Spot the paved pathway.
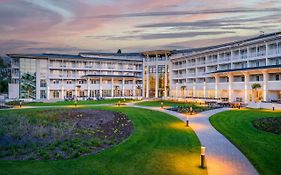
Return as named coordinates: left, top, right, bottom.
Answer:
left=129, top=104, right=259, bottom=175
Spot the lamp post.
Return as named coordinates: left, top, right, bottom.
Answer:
left=189, top=106, right=193, bottom=115
left=74, top=99, right=77, bottom=107
left=186, top=113, right=189, bottom=127
left=200, top=146, right=206, bottom=168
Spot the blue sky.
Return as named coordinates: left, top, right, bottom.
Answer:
left=0, top=0, right=280, bottom=54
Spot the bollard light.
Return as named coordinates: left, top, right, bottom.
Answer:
left=189, top=106, right=193, bottom=115
left=272, top=103, right=275, bottom=111
left=200, top=146, right=206, bottom=168
left=19, top=101, right=22, bottom=108
left=161, top=102, right=164, bottom=109
left=118, top=100, right=121, bottom=107
left=186, top=113, right=189, bottom=127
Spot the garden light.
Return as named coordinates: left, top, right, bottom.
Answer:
left=161, top=102, right=163, bottom=109
left=272, top=103, right=275, bottom=111
left=200, top=146, right=206, bottom=168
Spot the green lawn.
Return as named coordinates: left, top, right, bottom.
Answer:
left=210, top=109, right=281, bottom=175
left=135, top=100, right=190, bottom=107
left=0, top=107, right=206, bottom=175
left=24, top=99, right=135, bottom=106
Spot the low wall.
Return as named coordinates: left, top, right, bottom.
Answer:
left=247, top=102, right=281, bottom=110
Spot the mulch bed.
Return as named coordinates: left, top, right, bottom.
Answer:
left=252, top=117, right=281, bottom=135
left=0, top=109, right=133, bottom=160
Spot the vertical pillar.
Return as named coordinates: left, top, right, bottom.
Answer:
left=61, top=86, right=64, bottom=100
left=244, top=72, right=249, bottom=103
left=133, top=78, right=136, bottom=97
left=111, top=78, right=114, bottom=97
left=87, top=78, right=90, bottom=97
left=203, top=81, right=207, bottom=99
left=99, top=77, right=102, bottom=97
left=228, top=74, right=233, bottom=102
left=176, top=83, right=179, bottom=98
left=192, top=81, right=196, bottom=98
left=164, top=65, right=168, bottom=98
left=122, top=78, right=125, bottom=97
left=75, top=86, right=78, bottom=99
left=47, top=86, right=50, bottom=100
left=215, top=74, right=219, bottom=99
left=155, top=61, right=158, bottom=98
left=263, top=70, right=268, bottom=101
left=146, top=66, right=149, bottom=98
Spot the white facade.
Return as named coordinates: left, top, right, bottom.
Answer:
left=171, top=32, right=281, bottom=103
left=8, top=32, right=281, bottom=103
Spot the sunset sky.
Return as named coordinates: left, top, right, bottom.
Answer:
left=0, top=0, right=281, bottom=55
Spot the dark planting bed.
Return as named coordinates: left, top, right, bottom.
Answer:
left=252, top=117, right=281, bottom=135
left=0, top=109, right=133, bottom=160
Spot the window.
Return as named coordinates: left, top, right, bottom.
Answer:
left=40, top=90, right=46, bottom=99
left=241, top=76, right=245, bottom=82
left=256, top=76, right=260, bottom=81
left=276, top=74, right=280, bottom=81
left=53, top=91, right=59, bottom=98
left=53, top=80, right=60, bottom=84
left=40, top=80, right=46, bottom=87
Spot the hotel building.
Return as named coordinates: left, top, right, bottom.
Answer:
left=8, top=32, right=281, bottom=103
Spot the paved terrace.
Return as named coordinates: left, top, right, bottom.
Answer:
left=129, top=104, right=259, bottom=175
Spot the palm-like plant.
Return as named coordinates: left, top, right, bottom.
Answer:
left=251, top=83, right=262, bottom=102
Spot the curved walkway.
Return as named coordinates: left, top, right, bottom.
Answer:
left=130, top=105, right=258, bottom=175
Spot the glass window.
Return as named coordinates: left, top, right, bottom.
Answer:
left=40, top=80, right=46, bottom=87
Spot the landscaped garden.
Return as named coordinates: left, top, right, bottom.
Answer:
left=5, top=98, right=137, bottom=107
left=136, top=100, right=216, bottom=114
left=210, top=109, right=281, bottom=175
left=0, top=107, right=207, bottom=175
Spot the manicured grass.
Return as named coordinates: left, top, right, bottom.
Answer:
left=135, top=100, right=190, bottom=107
left=24, top=99, right=135, bottom=106
left=210, top=109, right=281, bottom=175
left=0, top=107, right=206, bottom=175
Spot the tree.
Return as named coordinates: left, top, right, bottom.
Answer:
left=117, top=49, right=122, bottom=54
left=251, top=83, right=262, bottom=102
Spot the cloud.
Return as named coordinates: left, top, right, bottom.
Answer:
left=95, top=7, right=281, bottom=18
left=87, top=31, right=236, bottom=40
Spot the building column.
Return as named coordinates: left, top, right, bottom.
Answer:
left=244, top=72, right=249, bottom=103
left=111, top=78, right=114, bottom=97
left=75, top=86, right=78, bottom=99
left=61, top=86, right=64, bottom=100
left=203, top=81, right=207, bottom=98
left=263, top=70, right=268, bottom=101
left=164, top=65, right=168, bottom=98
left=122, top=78, right=125, bottom=97
left=155, top=63, right=158, bottom=98
left=146, top=66, right=149, bottom=98
left=87, top=78, right=90, bottom=97
left=176, top=83, right=179, bottom=98
left=228, top=73, right=233, bottom=102
left=192, top=81, right=196, bottom=98
left=133, top=78, right=136, bottom=97
left=47, top=86, right=50, bottom=100
left=99, top=77, right=102, bottom=97
left=215, top=74, right=219, bottom=98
